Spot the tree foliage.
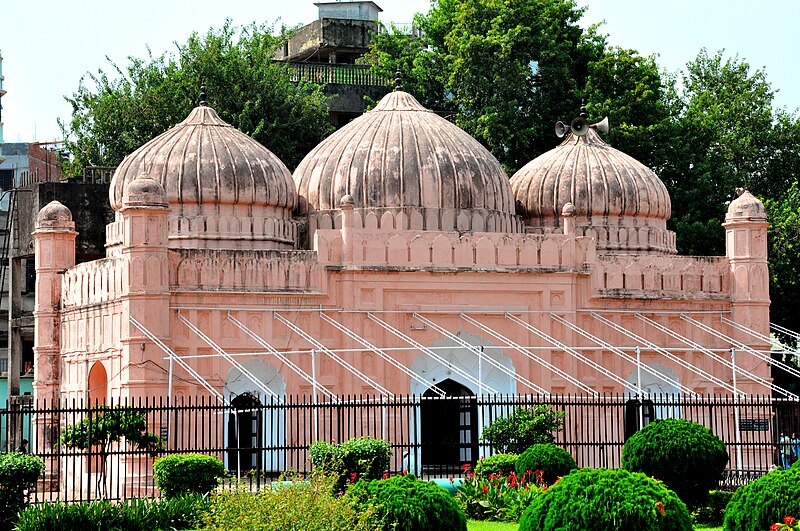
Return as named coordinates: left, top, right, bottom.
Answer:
left=365, top=0, right=601, bottom=173
left=480, top=405, right=565, bottom=454
left=60, top=405, right=164, bottom=498
left=60, top=20, right=332, bottom=174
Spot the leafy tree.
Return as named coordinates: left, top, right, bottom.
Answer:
left=480, top=405, right=565, bottom=454
left=765, top=183, right=800, bottom=364
left=60, top=405, right=164, bottom=498
left=60, top=20, right=332, bottom=174
left=365, top=0, right=601, bottom=173
left=662, top=50, right=800, bottom=256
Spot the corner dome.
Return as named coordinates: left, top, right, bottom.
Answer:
left=511, top=128, right=675, bottom=254
left=122, top=173, right=168, bottom=207
left=294, top=90, right=518, bottom=233
left=109, top=105, right=298, bottom=249
left=726, top=190, right=767, bottom=222
left=37, top=201, right=73, bottom=226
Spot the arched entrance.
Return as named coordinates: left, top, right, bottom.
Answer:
left=87, top=361, right=108, bottom=406
left=227, top=393, right=263, bottom=475
left=421, top=379, right=477, bottom=474
left=225, top=360, right=286, bottom=477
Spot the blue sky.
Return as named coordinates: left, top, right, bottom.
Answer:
left=0, top=0, right=796, bottom=143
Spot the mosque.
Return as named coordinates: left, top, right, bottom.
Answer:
left=32, top=87, right=777, bottom=474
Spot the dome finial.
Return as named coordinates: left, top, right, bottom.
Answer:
left=394, top=69, right=404, bottom=92
left=199, top=84, right=207, bottom=107
left=579, top=101, right=588, bottom=118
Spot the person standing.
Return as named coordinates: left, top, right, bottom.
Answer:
left=15, top=439, right=28, bottom=454
left=780, top=432, right=792, bottom=469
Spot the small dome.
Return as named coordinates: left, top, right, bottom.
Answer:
left=122, top=173, right=168, bottom=207
left=109, top=105, right=298, bottom=249
left=36, top=201, right=73, bottom=227
left=511, top=128, right=675, bottom=253
left=726, top=190, right=767, bottom=222
left=294, top=90, right=518, bottom=233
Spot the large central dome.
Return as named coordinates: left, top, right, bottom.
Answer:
left=294, top=90, right=518, bottom=233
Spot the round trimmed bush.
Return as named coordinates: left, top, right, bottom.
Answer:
left=350, top=474, right=467, bottom=531
left=723, top=468, right=800, bottom=531
left=474, top=453, right=519, bottom=478
left=154, top=453, right=226, bottom=499
left=310, top=436, right=391, bottom=490
left=519, top=467, right=692, bottom=531
left=515, top=443, right=577, bottom=485
left=622, top=418, right=728, bottom=508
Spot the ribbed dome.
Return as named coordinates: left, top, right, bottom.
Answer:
left=294, top=90, right=518, bottom=233
left=726, top=190, right=766, bottom=222
left=109, top=105, right=298, bottom=249
left=511, top=128, right=675, bottom=254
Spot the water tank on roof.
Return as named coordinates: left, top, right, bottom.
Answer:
left=315, top=1, right=382, bottom=21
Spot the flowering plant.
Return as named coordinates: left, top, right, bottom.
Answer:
left=455, top=462, right=545, bottom=521
left=770, top=516, right=799, bottom=530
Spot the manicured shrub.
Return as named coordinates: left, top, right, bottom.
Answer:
left=519, top=467, right=692, bottom=531
left=0, top=451, right=44, bottom=528
left=199, top=474, right=379, bottom=531
left=622, top=418, right=728, bottom=508
left=481, top=406, right=565, bottom=454
left=723, top=468, right=800, bottom=531
left=515, top=443, right=577, bottom=485
left=14, top=495, right=209, bottom=531
left=153, top=453, right=226, bottom=499
left=350, top=473, right=467, bottom=531
left=692, top=489, right=734, bottom=525
left=310, top=436, right=390, bottom=490
left=474, top=453, right=519, bottom=478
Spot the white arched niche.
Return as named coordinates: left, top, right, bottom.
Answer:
left=404, top=329, right=516, bottom=473
left=224, top=359, right=286, bottom=476
left=625, top=362, right=682, bottom=420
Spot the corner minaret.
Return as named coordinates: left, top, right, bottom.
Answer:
left=723, top=189, right=770, bottom=338
left=33, top=201, right=77, bottom=404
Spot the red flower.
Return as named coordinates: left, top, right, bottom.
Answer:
left=481, top=486, right=489, bottom=493
left=382, top=472, right=389, bottom=479
left=771, top=524, right=781, bottom=531
left=655, top=501, right=666, bottom=517
left=462, top=463, right=471, bottom=472
left=449, top=476, right=454, bottom=484
left=349, top=472, right=357, bottom=482
left=402, top=470, right=408, bottom=475
left=785, top=517, right=797, bottom=525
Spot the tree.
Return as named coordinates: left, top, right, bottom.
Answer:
left=60, top=20, right=332, bottom=174
left=661, top=50, right=800, bottom=256
left=480, top=405, right=565, bottom=454
left=60, top=405, right=164, bottom=498
left=365, top=0, right=601, bottom=173
left=765, top=183, right=800, bottom=352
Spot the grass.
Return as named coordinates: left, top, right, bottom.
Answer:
left=467, top=520, right=723, bottom=531
left=467, top=521, right=519, bottom=531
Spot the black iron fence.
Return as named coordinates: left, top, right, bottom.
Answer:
left=2, top=394, right=799, bottom=503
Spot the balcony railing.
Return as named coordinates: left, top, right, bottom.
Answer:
left=284, top=62, right=392, bottom=87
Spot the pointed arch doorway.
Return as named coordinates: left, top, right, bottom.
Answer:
left=421, top=379, right=478, bottom=473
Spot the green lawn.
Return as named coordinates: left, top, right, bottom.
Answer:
left=467, top=521, right=518, bottom=531
left=467, top=521, right=723, bottom=531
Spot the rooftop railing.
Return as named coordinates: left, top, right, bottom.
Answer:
left=284, top=62, right=392, bottom=87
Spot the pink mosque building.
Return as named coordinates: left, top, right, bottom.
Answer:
left=32, top=89, right=780, bottom=477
